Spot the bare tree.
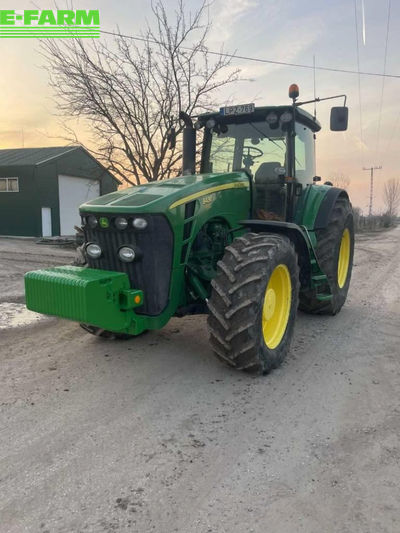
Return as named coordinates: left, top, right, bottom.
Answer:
left=329, top=172, right=350, bottom=190
left=41, top=1, right=239, bottom=185
left=383, top=178, right=400, bottom=217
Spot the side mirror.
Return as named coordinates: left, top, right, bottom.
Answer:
left=330, top=107, right=348, bottom=131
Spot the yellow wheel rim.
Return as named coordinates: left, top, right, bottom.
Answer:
left=262, top=264, right=292, bottom=349
left=337, top=228, right=350, bottom=288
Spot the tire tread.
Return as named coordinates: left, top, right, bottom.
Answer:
left=208, top=232, right=299, bottom=374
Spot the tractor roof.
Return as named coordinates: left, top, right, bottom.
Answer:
left=199, top=105, right=321, bottom=132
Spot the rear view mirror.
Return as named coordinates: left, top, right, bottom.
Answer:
left=330, top=107, right=348, bottom=131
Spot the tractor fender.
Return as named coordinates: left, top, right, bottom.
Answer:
left=239, top=220, right=312, bottom=287
left=314, top=187, right=349, bottom=230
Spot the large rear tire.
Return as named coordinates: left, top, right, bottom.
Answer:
left=207, top=233, right=299, bottom=374
left=299, top=195, right=354, bottom=315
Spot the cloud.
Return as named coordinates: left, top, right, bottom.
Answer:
left=237, top=14, right=324, bottom=81
left=208, top=0, right=259, bottom=45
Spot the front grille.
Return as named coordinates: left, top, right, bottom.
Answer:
left=83, top=214, right=173, bottom=316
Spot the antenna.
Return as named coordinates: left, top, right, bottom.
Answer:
left=313, top=55, right=317, bottom=118
left=313, top=55, right=317, bottom=176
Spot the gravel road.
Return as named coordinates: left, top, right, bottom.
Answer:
left=0, top=227, right=399, bottom=533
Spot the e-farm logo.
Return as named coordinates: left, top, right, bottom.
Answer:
left=0, top=10, right=100, bottom=38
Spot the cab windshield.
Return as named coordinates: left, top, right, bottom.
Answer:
left=202, top=121, right=288, bottom=178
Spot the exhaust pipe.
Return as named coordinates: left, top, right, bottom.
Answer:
left=179, top=111, right=196, bottom=175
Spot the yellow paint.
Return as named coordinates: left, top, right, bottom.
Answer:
left=262, top=264, right=291, bottom=349
left=169, top=181, right=248, bottom=210
left=337, top=227, right=350, bottom=288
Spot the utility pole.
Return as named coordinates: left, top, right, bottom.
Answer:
left=363, top=166, right=382, bottom=216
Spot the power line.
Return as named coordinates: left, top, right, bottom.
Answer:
left=99, top=29, right=400, bottom=79
left=375, top=0, right=392, bottom=160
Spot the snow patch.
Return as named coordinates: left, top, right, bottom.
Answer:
left=0, top=303, right=49, bottom=330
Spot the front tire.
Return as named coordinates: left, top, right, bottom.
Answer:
left=207, top=233, right=299, bottom=374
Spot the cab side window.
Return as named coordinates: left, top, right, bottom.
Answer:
left=208, top=136, right=236, bottom=173
left=295, top=125, right=315, bottom=185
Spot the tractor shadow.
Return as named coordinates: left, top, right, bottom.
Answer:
left=83, top=302, right=369, bottom=394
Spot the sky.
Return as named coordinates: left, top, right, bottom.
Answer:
left=0, top=0, right=399, bottom=213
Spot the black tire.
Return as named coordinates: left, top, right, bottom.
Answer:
left=207, top=233, right=299, bottom=374
left=79, top=323, right=140, bottom=340
left=299, top=196, right=354, bottom=315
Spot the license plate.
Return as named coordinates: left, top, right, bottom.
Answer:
left=220, top=103, right=255, bottom=116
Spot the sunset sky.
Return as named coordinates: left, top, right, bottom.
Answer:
left=0, top=0, right=399, bottom=213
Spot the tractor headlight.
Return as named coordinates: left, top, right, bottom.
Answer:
left=132, top=218, right=148, bottom=230
left=87, top=215, right=98, bottom=229
left=266, top=112, right=278, bottom=124
left=86, top=243, right=102, bottom=259
left=206, top=118, right=216, bottom=129
left=118, top=246, right=136, bottom=262
left=115, top=216, right=128, bottom=230
left=281, top=111, right=293, bottom=123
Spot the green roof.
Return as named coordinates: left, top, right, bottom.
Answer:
left=0, top=146, right=79, bottom=166
left=0, top=146, right=120, bottom=183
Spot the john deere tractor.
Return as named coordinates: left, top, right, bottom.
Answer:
left=25, top=84, right=354, bottom=373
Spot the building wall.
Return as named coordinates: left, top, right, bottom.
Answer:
left=52, top=149, right=118, bottom=236
left=55, top=149, right=117, bottom=196
left=0, top=149, right=118, bottom=237
left=35, top=162, right=61, bottom=236
left=0, top=165, right=42, bottom=236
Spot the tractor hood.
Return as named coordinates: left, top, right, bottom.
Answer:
left=80, top=171, right=250, bottom=214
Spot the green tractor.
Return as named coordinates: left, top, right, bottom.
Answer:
left=25, top=84, right=354, bottom=373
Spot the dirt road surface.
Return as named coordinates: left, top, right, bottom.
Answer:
left=0, top=228, right=399, bottom=533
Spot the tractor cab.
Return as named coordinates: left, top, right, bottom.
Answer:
left=177, top=84, right=348, bottom=223
left=197, top=105, right=321, bottom=221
